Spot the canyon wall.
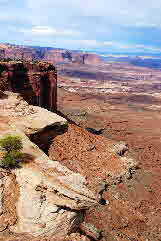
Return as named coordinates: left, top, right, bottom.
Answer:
left=0, top=44, right=102, bottom=65
left=42, top=49, right=102, bottom=65
left=0, top=61, right=57, bottom=111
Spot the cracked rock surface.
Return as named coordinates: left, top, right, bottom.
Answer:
left=0, top=91, right=97, bottom=240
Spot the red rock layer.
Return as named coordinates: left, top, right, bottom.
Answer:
left=0, top=44, right=102, bottom=65
left=0, top=61, right=57, bottom=111
left=49, top=124, right=136, bottom=192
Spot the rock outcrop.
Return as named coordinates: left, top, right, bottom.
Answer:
left=0, top=61, right=57, bottom=111
left=0, top=91, right=97, bottom=240
left=43, top=50, right=102, bottom=65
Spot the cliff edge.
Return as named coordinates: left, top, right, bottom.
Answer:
left=0, top=61, right=57, bottom=111
left=0, top=91, right=97, bottom=241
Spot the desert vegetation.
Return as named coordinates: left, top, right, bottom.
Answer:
left=0, top=134, right=23, bottom=168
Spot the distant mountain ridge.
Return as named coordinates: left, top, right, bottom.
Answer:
left=0, top=43, right=102, bottom=65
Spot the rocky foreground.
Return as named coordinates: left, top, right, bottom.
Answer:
left=0, top=91, right=97, bottom=241
left=0, top=91, right=139, bottom=241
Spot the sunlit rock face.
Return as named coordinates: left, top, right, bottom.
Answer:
left=0, top=61, right=57, bottom=111
left=0, top=91, right=97, bottom=240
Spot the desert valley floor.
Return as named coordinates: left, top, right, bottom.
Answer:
left=57, top=61, right=161, bottom=241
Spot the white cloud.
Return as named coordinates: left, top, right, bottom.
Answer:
left=29, top=26, right=54, bottom=35
left=1, top=0, right=161, bottom=52
left=20, top=26, right=80, bottom=36
left=103, top=41, right=132, bottom=49
left=124, top=23, right=161, bottom=28
left=76, top=40, right=98, bottom=46
left=61, top=39, right=99, bottom=47
left=103, top=41, right=114, bottom=46
left=31, top=26, right=54, bottom=34
left=135, top=44, right=146, bottom=48
left=26, top=0, right=161, bottom=27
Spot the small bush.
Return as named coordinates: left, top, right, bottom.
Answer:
left=0, top=150, right=23, bottom=167
left=0, top=135, right=23, bottom=152
left=0, top=135, right=23, bottom=168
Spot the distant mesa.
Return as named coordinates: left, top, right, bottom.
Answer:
left=0, top=43, right=103, bottom=65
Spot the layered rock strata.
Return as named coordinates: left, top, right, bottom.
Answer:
left=0, top=61, right=57, bottom=111
left=0, top=43, right=102, bottom=65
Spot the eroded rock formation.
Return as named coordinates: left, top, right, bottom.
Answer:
left=0, top=43, right=102, bottom=65
left=0, top=61, right=57, bottom=111
left=0, top=92, right=97, bottom=240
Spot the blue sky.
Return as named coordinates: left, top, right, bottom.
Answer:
left=1, top=0, right=161, bottom=53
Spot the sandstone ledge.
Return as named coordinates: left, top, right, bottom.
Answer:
left=0, top=91, right=97, bottom=239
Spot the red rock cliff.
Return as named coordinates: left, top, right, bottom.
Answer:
left=0, top=61, right=57, bottom=111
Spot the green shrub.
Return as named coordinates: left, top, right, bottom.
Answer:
left=0, top=150, right=23, bottom=167
left=0, top=135, right=23, bottom=168
left=0, top=135, right=23, bottom=152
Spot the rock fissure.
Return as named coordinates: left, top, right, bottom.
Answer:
left=0, top=176, right=5, bottom=216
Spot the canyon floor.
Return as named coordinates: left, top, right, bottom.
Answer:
left=56, top=62, right=161, bottom=241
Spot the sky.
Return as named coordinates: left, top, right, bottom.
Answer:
left=1, top=0, right=161, bottom=53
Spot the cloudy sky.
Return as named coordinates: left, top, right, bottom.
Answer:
left=1, top=0, right=161, bottom=53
